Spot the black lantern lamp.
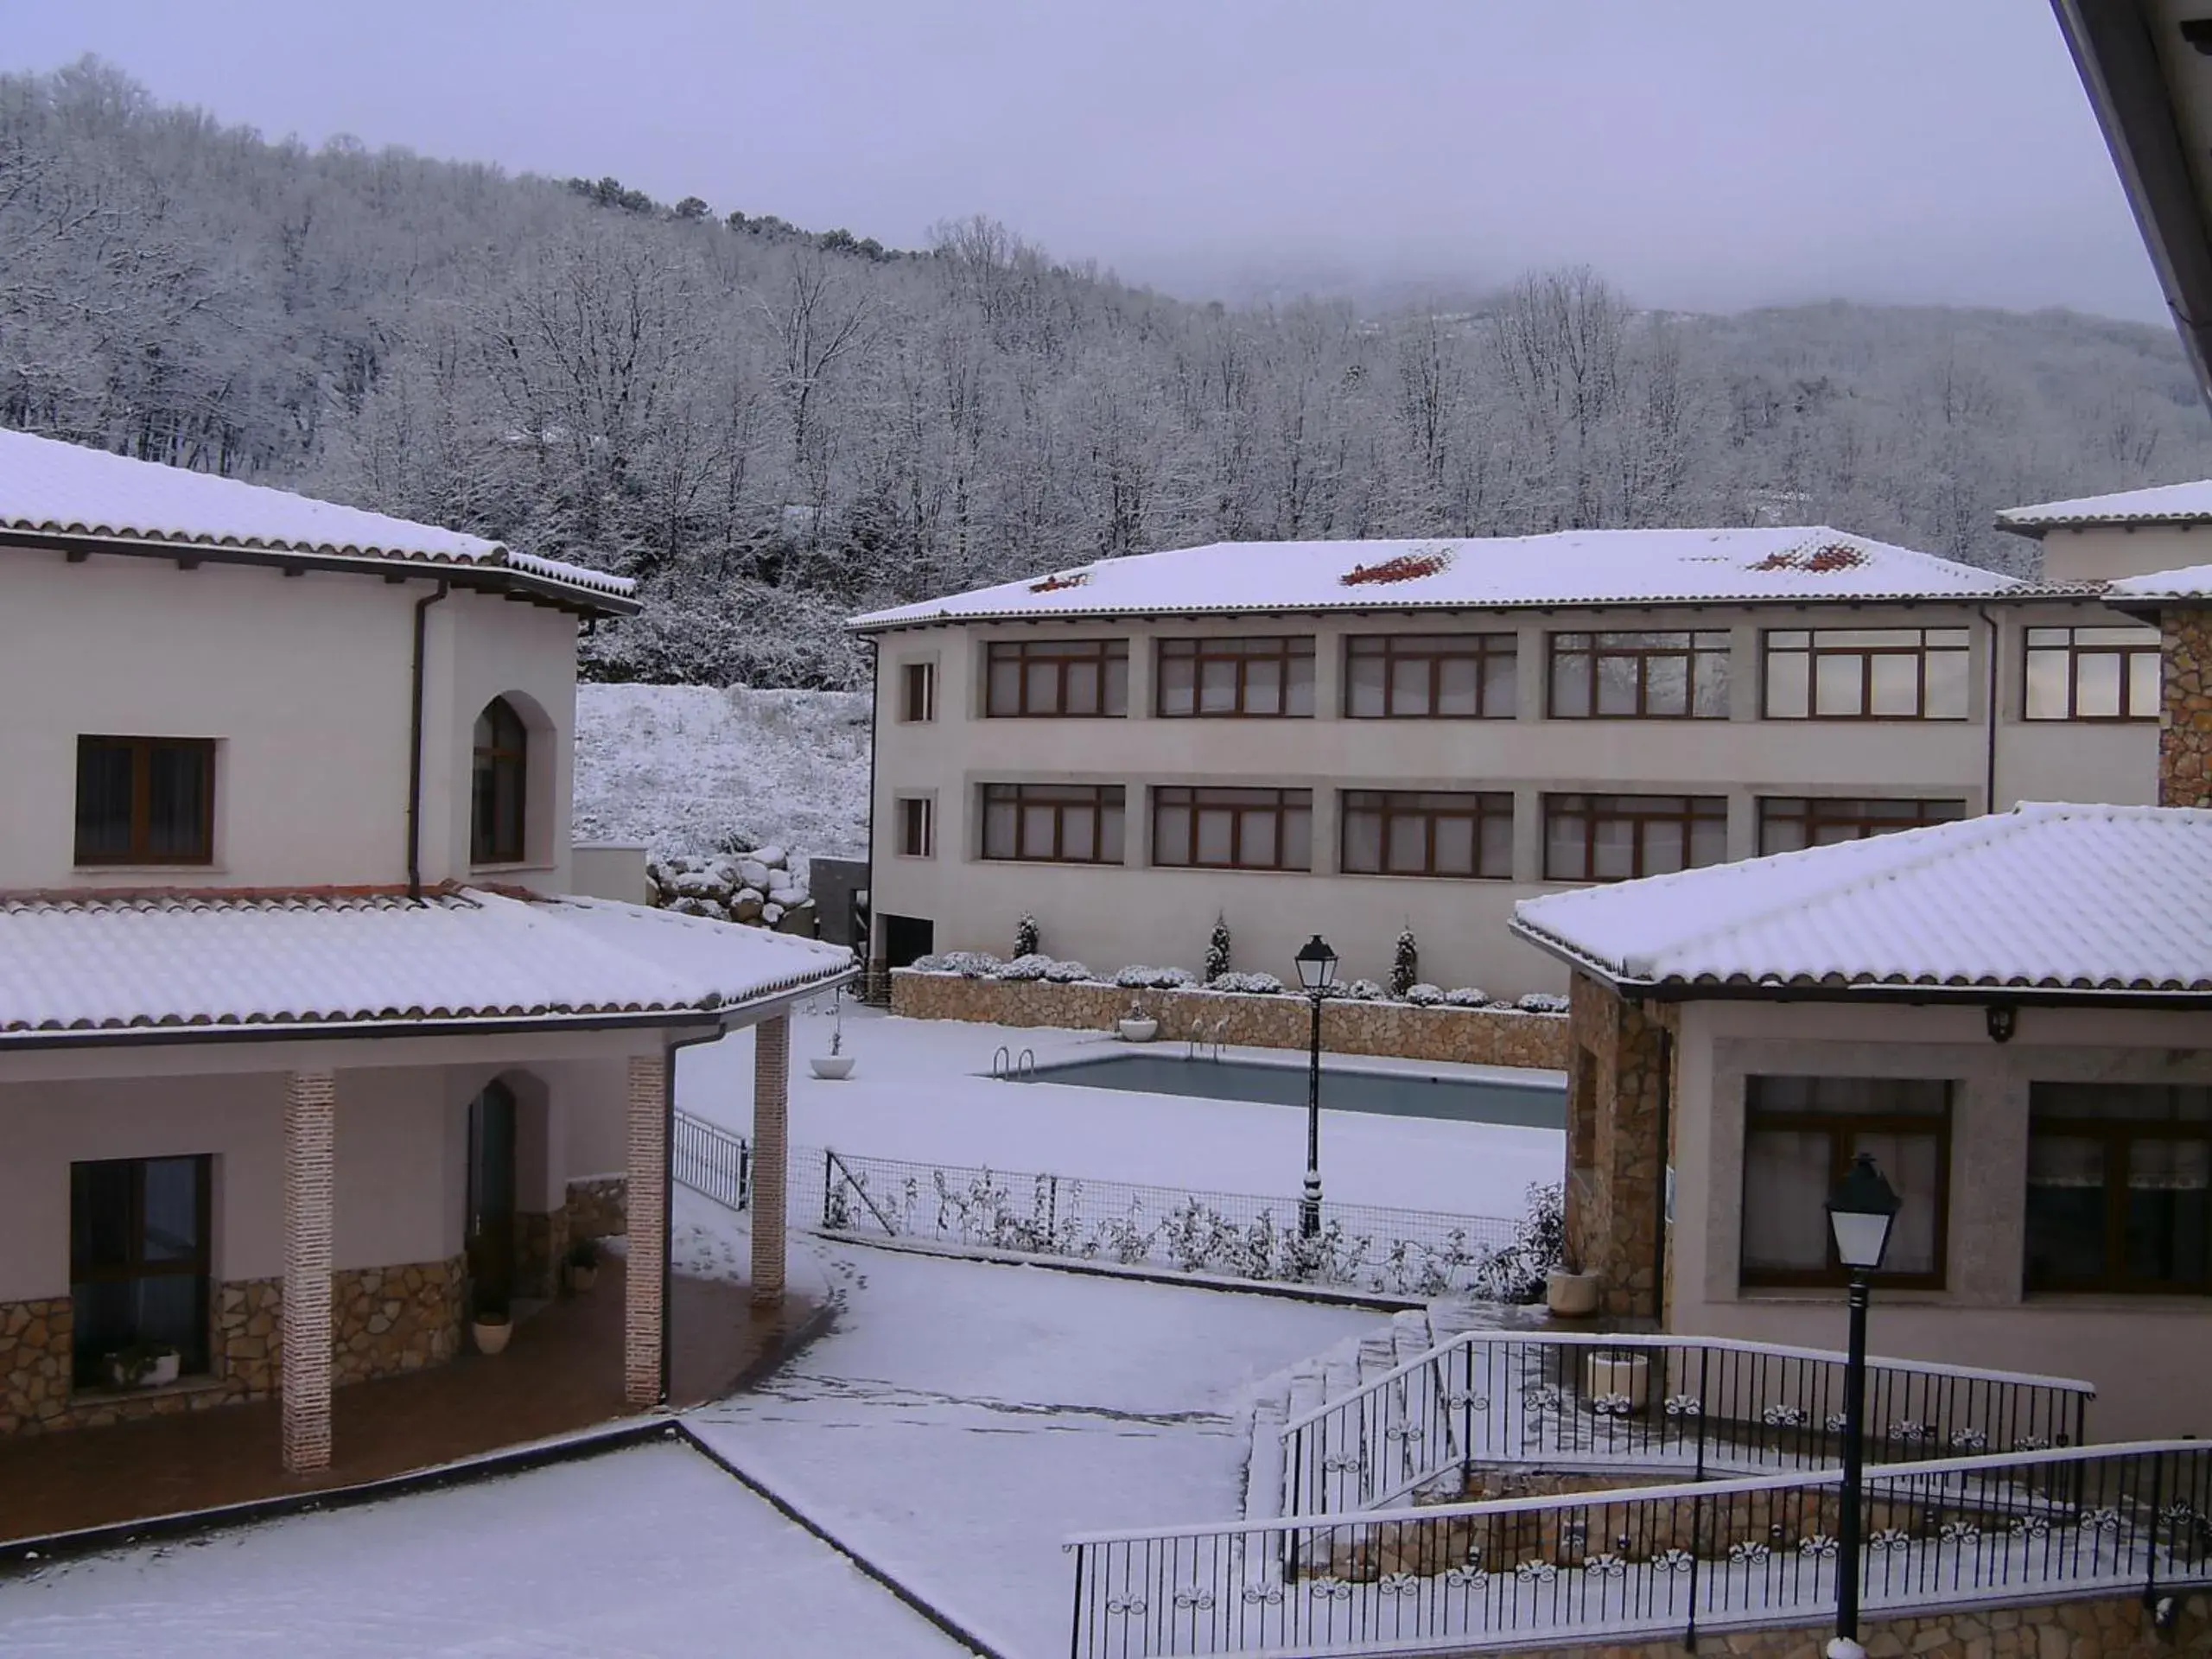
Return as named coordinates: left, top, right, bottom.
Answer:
left=1293, top=935, right=1338, bottom=1236
left=1823, top=1153, right=1900, bottom=1659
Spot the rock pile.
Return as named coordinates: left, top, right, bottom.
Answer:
left=645, top=845, right=817, bottom=936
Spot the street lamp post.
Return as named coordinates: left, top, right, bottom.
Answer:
left=1823, top=1153, right=1901, bottom=1659
left=1292, top=935, right=1339, bottom=1238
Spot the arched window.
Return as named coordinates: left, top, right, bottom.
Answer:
left=471, top=697, right=528, bottom=864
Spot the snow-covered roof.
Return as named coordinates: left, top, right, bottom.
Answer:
left=0, top=888, right=851, bottom=1040
left=2102, top=560, right=2212, bottom=603
left=0, top=429, right=637, bottom=611
left=1996, top=479, right=2212, bottom=533
left=1510, top=803, right=2212, bottom=997
left=849, top=528, right=2028, bottom=632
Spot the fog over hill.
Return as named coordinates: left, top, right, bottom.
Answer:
left=5, top=59, right=2209, bottom=690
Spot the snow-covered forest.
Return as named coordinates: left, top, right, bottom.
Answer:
left=6, top=58, right=2210, bottom=690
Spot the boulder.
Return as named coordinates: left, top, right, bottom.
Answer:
left=738, top=858, right=772, bottom=891
left=753, top=845, right=786, bottom=869
left=731, top=892, right=765, bottom=923
left=762, top=902, right=785, bottom=925
left=773, top=898, right=816, bottom=937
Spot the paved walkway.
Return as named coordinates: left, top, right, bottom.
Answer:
left=0, top=1271, right=818, bottom=1543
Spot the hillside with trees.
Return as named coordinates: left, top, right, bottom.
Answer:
left=5, top=58, right=2209, bottom=689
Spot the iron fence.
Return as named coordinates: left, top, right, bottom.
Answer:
left=674, top=1110, right=751, bottom=1211
left=1069, top=1440, right=2212, bottom=1657
left=1280, top=1331, right=2096, bottom=1518
left=800, top=1145, right=1524, bottom=1299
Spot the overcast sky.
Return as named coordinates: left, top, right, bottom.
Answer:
left=0, top=0, right=2169, bottom=321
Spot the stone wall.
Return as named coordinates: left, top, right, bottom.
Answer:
left=2162, top=607, right=2212, bottom=807
left=1510, top=1591, right=2211, bottom=1657
left=565, top=1174, right=627, bottom=1241
left=888, top=970, right=1570, bottom=1071
left=332, top=1257, right=466, bottom=1385
left=1565, top=973, right=1672, bottom=1321
left=514, top=1209, right=569, bottom=1301
left=0, top=1255, right=466, bottom=1438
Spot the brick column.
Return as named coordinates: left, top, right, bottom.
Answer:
left=750, top=1013, right=791, bottom=1306
left=282, top=1069, right=336, bottom=1474
left=1564, top=976, right=1671, bottom=1322
left=622, top=1052, right=668, bottom=1408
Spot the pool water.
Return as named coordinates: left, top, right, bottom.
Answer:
left=1018, top=1052, right=1565, bottom=1129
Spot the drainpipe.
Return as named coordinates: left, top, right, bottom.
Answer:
left=1977, top=606, right=2000, bottom=814
left=860, top=634, right=880, bottom=995
left=406, top=581, right=451, bottom=899
left=1652, top=1026, right=1672, bottom=1325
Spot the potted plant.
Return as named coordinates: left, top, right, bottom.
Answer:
left=106, top=1341, right=181, bottom=1389
left=471, top=1294, right=512, bottom=1356
left=565, top=1236, right=601, bottom=1294
left=1545, top=1259, right=1601, bottom=1318
left=1585, top=1345, right=1652, bottom=1412
left=810, top=989, right=856, bottom=1079
left=1117, top=996, right=1160, bottom=1044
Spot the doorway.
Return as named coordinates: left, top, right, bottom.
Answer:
left=466, top=1079, right=518, bottom=1312
left=881, top=913, right=934, bottom=969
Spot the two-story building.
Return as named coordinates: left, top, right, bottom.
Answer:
left=0, top=430, right=850, bottom=1474
left=851, top=527, right=2157, bottom=997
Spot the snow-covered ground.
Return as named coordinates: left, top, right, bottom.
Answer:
left=573, top=683, right=868, bottom=863
left=2, top=1438, right=974, bottom=1657
left=680, top=1001, right=1565, bottom=1220
left=687, top=1224, right=1382, bottom=1659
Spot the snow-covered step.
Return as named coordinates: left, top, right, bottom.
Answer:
left=1389, top=1306, right=1436, bottom=1370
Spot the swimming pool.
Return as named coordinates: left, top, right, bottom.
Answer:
left=1017, top=1052, right=1565, bottom=1129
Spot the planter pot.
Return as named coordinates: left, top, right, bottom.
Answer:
left=1585, top=1351, right=1651, bottom=1413
left=1117, top=1017, right=1160, bottom=1043
left=472, top=1317, right=512, bottom=1357
left=1545, top=1268, right=1601, bottom=1319
left=107, top=1351, right=181, bottom=1389
left=566, top=1264, right=599, bottom=1294
left=810, top=1055, right=855, bottom=1080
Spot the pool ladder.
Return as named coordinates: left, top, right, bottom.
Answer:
left=990, top=1045, right=1035, bottom=1082
left=1185, top=1017, right=1230, bottom=1063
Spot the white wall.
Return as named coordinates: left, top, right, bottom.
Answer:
left=2037, top=521, right=2212, bottom=583
left=868, top=604, right=2156, bottom=997
left=0, top=553, right=582, bottom=893
left=1667, top=998, right=2212, bottom=1440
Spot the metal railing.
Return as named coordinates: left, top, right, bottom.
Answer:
left=1280, top=1331, right=2096, bottom=1519
left=673, top=1109, right=751, bottom=1212
left=1068, top=1440, right=2212, bottom=1657
left=807, top=1146, right=1523, bottom=1299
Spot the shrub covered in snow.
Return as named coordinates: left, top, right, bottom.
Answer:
left=1204, top=915, right=1232, bottom=982
left=1389, top=928, right=1420, bottom=1000
left=1442, top=987, right=1491, bottom=1008
left=992, top=954, right=1054, bottom=982
left=1207, top=971, right=1284, bottom=995
left=1043, top=959, right=1096, bottom=983
left=1342, top=977, right=1386, bottom=1001
left=1114, top=964, right=1197, bottom=990
left=1516, top=992, right=1571, bottom=1014
left=1402, top=982, right=1446, bottom=1007
left=1014, top=913, right=1040, bottom=959
left=909, top=950, right=1003, bottom=978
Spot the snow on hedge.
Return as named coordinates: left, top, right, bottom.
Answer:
left=573, top=683, right=868, bottom=865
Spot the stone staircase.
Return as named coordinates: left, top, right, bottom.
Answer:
left=1236, top=1296, right=1520, bottom=1525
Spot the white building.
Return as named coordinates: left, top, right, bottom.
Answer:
left=0, top=431, right=850, bottom=1471
left=851, top=527, right=2155, bottom=997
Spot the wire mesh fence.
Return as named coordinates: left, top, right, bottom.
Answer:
left=794, top=1144, right=1541, bottom=1300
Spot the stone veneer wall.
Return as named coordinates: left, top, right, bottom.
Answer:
left=1508, top=1592, right=2210, bottom=1658
left=888, top=970, right=1570, bottom=1071
left=564, top=1175, right=627, bottom=1241
left=2161, top=608, right=2212, bottom=807
left=0, top=1255, right=465, bottom=1437
left=1565, top=972, right=1672, bottom=1322
left=514, top=1210, right=570, bottom=1301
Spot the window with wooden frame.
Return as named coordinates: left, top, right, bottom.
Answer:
left=2023, top=626, right=2160, bottom=721
left=1150, top=786, right=1313, bottom=871
left=70, top=1154, right=213, bottom=1387
left=980, top=784, right=1125, bottom=863
left=1762, top=627, right=1971, bottom=720
left=1156, top=636, right=1316, bottom=718
left=984, top=639, right=1128, bottom=717
left=73, top=736, right=216, bottom=866
left=1344, top=633, right=1517, bottom=719
left=899, top=660, right=938, bottom=723
left=471, top=697, right=529, bottom=864
left=895, top=796, right=935, bottom=858
left=1740, top=1076, right=1952, bottom=1289
left=1340, top=790, right=1513, bottom=879
left=1756, top=797, right=1967, bottom=856
left=1542, top=793, right=1727, bottom=882
left=1548, top=631, right=1731, bottom=719
left=2024, top=1083, right=2210, bottom=1295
